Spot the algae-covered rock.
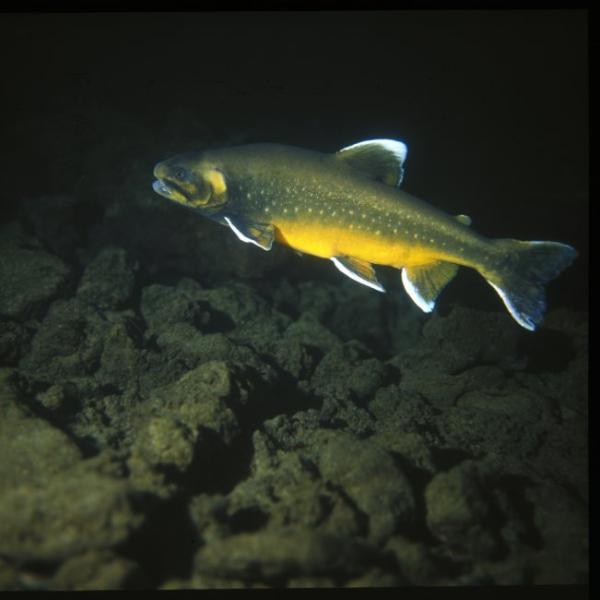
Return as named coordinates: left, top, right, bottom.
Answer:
left=282, top=312, right=342, bottom=354
left=310, top=344, right=387, bottom=402
left=0, top=320, right=31, bottom=366
left=140, top=281, right=218, bottom=334
left=425, top=460, right=500, bottom=560
left=77, top=246, right=138, bottom=310
left=95, top=317, right=141, bottom=392
left=385, top=535, right=438, bottom=585
left=17, top=298, right=105, bottom=382
left=51, top=550, right=143, bottom=590
left=0, top=368, right=83, bottom=494
left=0, top=240, right=72, bottom=320
left=0, top=464, right=144, bottom=562
left=346, top=567, right=405, bottom=587
left=129, top=360, right=240, bottom=495
left=312, top=430, right=416, bottom=545
left=526, top=481, right=588, bottom=584
left=225, top=431, right=364, bottom=541
left=0, top=411, right=83, bottom=494
left=370, top=430, right=437, bottom=474
left=194, top=527, right=381, bottom=580
left=398, top=305, right=522, bottom=375
left=439, top=389, right=553, bottom=465
left=158, top=360, right=237, bottom=439
left=368, top=385, right=439, bottom=436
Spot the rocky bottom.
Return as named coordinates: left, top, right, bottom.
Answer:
left=0, top=195, right=588, bottom=589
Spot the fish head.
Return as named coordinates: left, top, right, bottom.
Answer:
left=153, top=152, right=229, bottom=213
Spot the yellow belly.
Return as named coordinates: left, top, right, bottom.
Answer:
left=273, top=219, right=441, bottom=268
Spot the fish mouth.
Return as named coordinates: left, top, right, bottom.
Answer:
left=152, top=178, right=190, bottom=205
left=152, top=179, right=172, bottom=197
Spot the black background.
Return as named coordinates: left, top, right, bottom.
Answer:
left=1, top=10, right=588, bottom=310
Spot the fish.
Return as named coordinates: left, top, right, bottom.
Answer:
left=152, top=139, right=577, bottom=331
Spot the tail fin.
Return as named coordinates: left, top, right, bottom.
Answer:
left=485, top=239, right=577, bottom=331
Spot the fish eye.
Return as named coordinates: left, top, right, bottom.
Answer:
left=173, top=167, right=187, bottom=181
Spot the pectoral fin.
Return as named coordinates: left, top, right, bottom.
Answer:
left=331, top=255, right=385, bottom=292
left=401, top=261, right=458, bottom=312
left=224, top=216, right=274, bottom=251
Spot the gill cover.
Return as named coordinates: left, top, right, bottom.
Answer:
left=188, top=167, right=228, bottom=208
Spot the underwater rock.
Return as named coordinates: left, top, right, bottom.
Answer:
left=128, top=414, right=197, bottom=496
left=188, top=494, right=231, bottom=546
left=157, top=360, right=237, bottom=439
left=0, top=462, right=144, bottom=562
left=140, top=280, right=216, bottom=334
left=0, top=236, right=72, bottom=320
left=227, top=431, right=363, bottom=539
left=0, top=558, right=19, bottom=590
left=385, top=535, right=438, bottom=585
left=346, top=567, right=405, bottom=587
left=314, top=280, right=391, bottom=350
left=312, top=430, right=416, bottom=545
left=0, top=369, right=82, bottom=494
left=51, top=550, right=144, bottom=590
left=368, top=385, right=439, bottom=436
left=18, top=298, right=104, bottom=382
left=194, top=527, right=381, bottom=580
left=310, top=343, right=387, bottom=403
left=282, top=312, right=342, bottom=354
left=370, top=431, right=437, bottom=474
left=0, top=320, right=31, bottom=366
left=95, top=317, right=141, bottom=393
left=425, top=460, right=500, bottom=561
left=77, top=246, right=138, bottom=310
left=0, top=409, right=83, bottom=496
left=397, top=305, right=522, bottom=376
left=129, top=360, right=239, bottom=495
left=526, top=481, right=588, bottom=584
left=439, top=389, right=553, bottom=466
left=156, top=326, right=231, bottom=369
left=270, top=338, right=317, bottom=380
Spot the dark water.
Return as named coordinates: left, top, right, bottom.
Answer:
left=0, top=11, right=588, bottom=589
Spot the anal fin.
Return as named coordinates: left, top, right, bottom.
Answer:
left=224, top=216, right=274, bottom=251
left=401, top=261, right=458, bottom=312
left=331, top=255, right=385, bottom=292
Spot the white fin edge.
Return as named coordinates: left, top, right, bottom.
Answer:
left=331, top=257, right=385, bottom=292
left=338, top=139, right=408, bottom=166
left=401, top=269, right=435, bottom=313
left=486, top=280, right=536, bottom=331
left=224, top=217, right=270, bottom=251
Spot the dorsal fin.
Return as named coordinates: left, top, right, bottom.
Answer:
left=455, top=214, right=472, bottom=226
left=335, top=139, right=407, bottom=187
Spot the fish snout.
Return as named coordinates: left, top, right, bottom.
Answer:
left=153, top=161, right=168, bottom=179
